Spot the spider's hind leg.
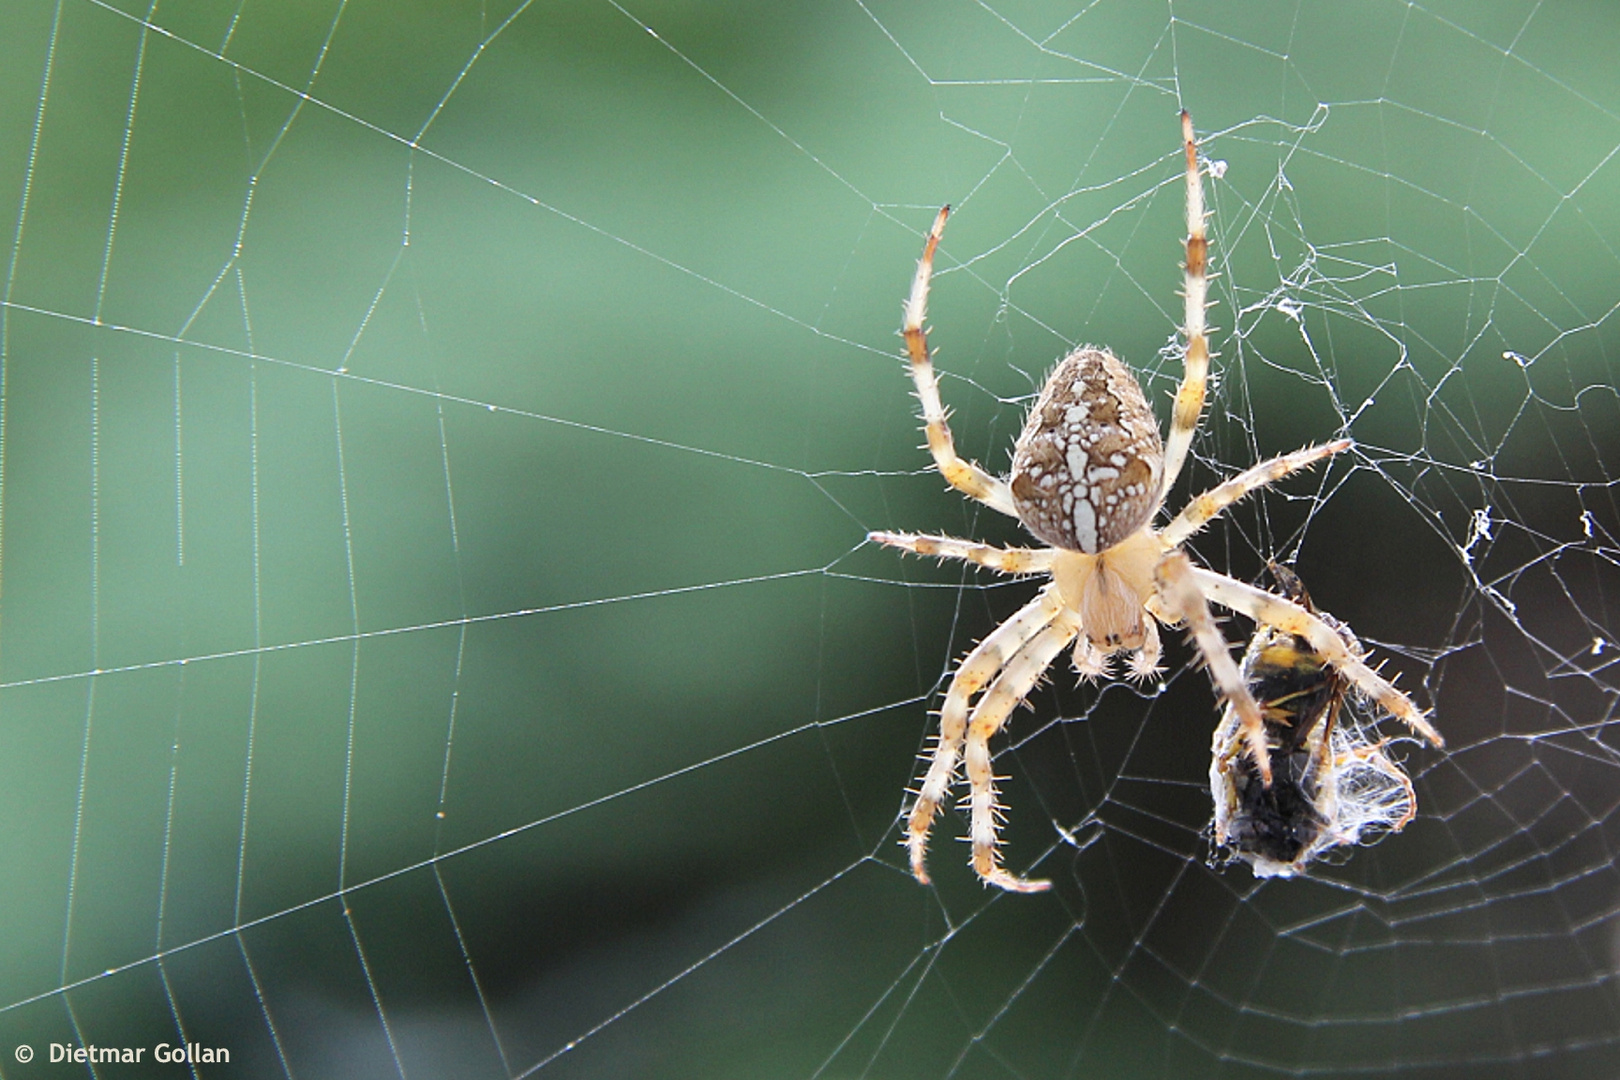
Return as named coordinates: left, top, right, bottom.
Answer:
left=901, top=207, right=1021, bottom=519
left=1161, top=110, right=1211, bottom=498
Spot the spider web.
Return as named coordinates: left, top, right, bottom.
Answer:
left=1, top=0, right=1617, bottom=1077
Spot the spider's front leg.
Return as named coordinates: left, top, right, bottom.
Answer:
left=961, top=608, right=1082, bottom=892
left=1183, top=565, right=1443, bottom=747
left=907, top=585, right=1065, bottom=885
left=1155, top=552, right=1275, bottom=784
left=902, top=207, right=1020, bottom=519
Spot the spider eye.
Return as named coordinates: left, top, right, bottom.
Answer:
left=1009, top=348, right=1164, bottom=553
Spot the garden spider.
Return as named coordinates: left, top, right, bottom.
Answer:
left=871, top=111, right=1443, bottom=893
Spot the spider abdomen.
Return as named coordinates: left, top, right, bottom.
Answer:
left=1009, top=348, right=1164, bottom=553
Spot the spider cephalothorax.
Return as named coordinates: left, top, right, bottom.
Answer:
left=871, top=111, right=1442, bottom=893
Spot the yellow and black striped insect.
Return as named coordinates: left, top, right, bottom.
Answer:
left=1210, top=564, right=1417, bottom=877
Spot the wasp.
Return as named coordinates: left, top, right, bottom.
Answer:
left=1210, top=564, right=1417, bottom=877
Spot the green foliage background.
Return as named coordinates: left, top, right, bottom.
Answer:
left=1, top=1, right=1618, bottom=1077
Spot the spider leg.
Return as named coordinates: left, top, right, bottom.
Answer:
left=903, top=207, right=1020, bottom=518
left=1155, top=551, right=1274, bottom=784
left=963, top=607, right=1083, bottom=892
left=869, top=530, right=1058, bottom=575
left=1160, top=440, right=1352, bottom=547
left=907, top=584, right=1065, bottom=885
left=1184, top=565, right=1444, bottom=747
left=1161, top=111, right=1210, bottom=498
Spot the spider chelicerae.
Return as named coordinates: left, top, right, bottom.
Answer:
left=871, top=111, right=1444, bottom=893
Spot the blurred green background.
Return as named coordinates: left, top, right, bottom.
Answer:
left=2, top=1, right=1618, bottom=1077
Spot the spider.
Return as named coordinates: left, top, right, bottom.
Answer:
left=1209, top=563, right=1418, bottom=878
left=871, top=111, right=1443, bottom=893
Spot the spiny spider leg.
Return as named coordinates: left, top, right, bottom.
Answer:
left=1156, top=551, right=1273, bottom=783
left=1160, top=440, right=1351, bottom=547
left=1161, top=110, right=1210, bottom=497
left=961, top=607, right=1083, bottom=892
left=906, top=585, right=1064, bottom=884
left=869, top=530, right=1059, bottom=575
left=902, top=207, right=1020, bottom=518
left=1186, top=566, right=1444, bottom=747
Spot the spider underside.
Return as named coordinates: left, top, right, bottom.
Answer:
left=872, top=111, right=1443, bottom=893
